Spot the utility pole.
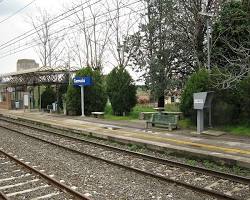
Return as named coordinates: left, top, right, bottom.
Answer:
left=207, top=18, right=211, bottom=72
left=199, top=12, right=214, bottom=72
left=199, top=12, right=214, bottom=128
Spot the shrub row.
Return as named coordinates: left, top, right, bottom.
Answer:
left=180, top=70, right=250, bottom=126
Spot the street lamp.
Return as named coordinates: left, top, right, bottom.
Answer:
left=199, top=12, right=215, bottom=128
left=199, top=12, right=215, bottom=72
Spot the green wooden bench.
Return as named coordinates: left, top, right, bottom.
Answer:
left=145, top=113, right=178, bottom=130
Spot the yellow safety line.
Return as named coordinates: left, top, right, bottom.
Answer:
left=10, top=113, right=250, bottom=156
left=107, top=128, right=250, bottom=155
left=56, top=120, right=250, bottom=155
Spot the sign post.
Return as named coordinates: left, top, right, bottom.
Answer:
left=73, top=76, right=93, bottom=117
left=81, top=86, right=85, bottom=116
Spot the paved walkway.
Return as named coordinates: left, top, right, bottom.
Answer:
left=1, top=109, right=250, bottom=168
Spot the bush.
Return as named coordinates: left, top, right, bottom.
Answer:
left=212, top=97, right=238, bottom=125
left=66, top=67, right=107, bottom=116
left=180, top=69, right=210, bottom=119
left=106, top=66, right=137, bottom=116
left=65, top=84, right=81, bottom=115
left=180, top=69, right=250, bottom=126
left=41, top=86, right=56, bottom=109
left=238, top=77, right=250, bottom=121
left=58, top=74, right=70, bottom=110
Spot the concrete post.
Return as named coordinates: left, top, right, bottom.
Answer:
left=197, top=110, right=204, bottom=134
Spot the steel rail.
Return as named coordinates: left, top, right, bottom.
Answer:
left=0, top=148, right=90, bottom=200
left=0, top=122, right=245, bottom=200
left=0, top=191, right=10, bottom=200
left=1, top=116, right=249, bottom=185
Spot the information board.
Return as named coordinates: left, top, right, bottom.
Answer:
left=73, top=76, right=92, bottom=86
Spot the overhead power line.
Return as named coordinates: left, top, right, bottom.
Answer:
left=0, top=6, right=145, bottom=60
left=0, top=0, right=37, bottom=24
left=0, top=0, right=142, bottom=53
left=0, top=0, right=100, bottom=50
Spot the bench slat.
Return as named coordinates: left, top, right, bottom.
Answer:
left=146, top=113, right=178, bottom=130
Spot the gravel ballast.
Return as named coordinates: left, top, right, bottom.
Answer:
left=1, top=120, right=249, bottom=200
left=0, top=127, right=219, bottom=200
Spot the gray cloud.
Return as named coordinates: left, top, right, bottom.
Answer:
left=0, top=0, right=25, bottom=16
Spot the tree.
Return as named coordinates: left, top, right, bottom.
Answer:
left=238, top=76, right=250, bottom=121
left=65, top=84, right=81, bottom=115
left=180, top=69, right=250, bottom=125
left=211, top=0, right=250, bottom=89
left=128, top=0, right=181, bottom=105
left=180, top=69, right=210, bottom=118
left=127, top=0, right=221, bottom=104
left=106, top=66, right=137, bottom=116
left=67, top=1, right=112, bottom=70
left=105, top=0, right=140, bottom=68
left=57, top=74, right=70, bottom=110
left=41, top=86, right=56, bottom=109
left=29, top=9, right=65, bottom=68
left=66, top=67, right=107, bottom=115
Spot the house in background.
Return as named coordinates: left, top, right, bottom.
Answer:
left=165, top=89, right=181, bottom=104
left=136, top=85, right=181, bottom=105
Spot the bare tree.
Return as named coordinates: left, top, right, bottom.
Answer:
left=212, top=42, right=250, bottom=89
left=67, top=1, right=112, bottom=70
left=172, top=0, right=222, bottom=70
left=104, top=0, right=142, bottom=68
left=29, top=9, right=65, bottom=69
left=209, top=0, right=249, bottom=89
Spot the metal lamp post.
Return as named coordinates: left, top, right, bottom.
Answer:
left=80, top=86, right=85, bottom=117
left=199, top=12, right=215, bottom=128
left=198, top=12, right=214, bottom=72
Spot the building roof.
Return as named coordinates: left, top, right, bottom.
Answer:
left=0, top=66, right=79, bottom=86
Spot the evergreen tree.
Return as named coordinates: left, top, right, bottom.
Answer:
left=106, top=66, right=137, bottom=116
left=180, top=69, right=210, bottom=118
left=211, top=0, right=250, bottom=88
left=66, top=67, right=107, bottom=115
left=41, top=86, right=56, bottom=109
left=127, top=0, right=220, bottom=104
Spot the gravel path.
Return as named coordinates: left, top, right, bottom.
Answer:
left=0, top=127, right=218, bottom=200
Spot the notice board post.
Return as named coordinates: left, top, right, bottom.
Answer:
left=73, top=76, right=93, bottom=117
left=193, top=91, right=214, bottom=134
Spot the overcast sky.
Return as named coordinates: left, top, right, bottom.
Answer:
left=0, top=0, right=73, bottom=74
left=0, top=0, right=144, bottom=83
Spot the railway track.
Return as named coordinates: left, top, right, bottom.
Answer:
left=0, top=116, right=249, bottom=200
left=0, top=147, right=90, bottom=200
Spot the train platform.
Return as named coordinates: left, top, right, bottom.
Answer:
left=0, top=109, right=250, bottom=168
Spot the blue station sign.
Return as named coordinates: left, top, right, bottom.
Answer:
left=73, top=76, right=93, bottom=86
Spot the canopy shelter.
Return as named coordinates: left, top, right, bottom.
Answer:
left=0, top=66, right=78, bottom=86
left=0, top=66, right=79, bottom=110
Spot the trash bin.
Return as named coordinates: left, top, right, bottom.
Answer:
left=15, top=101, right=20, bottom=109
